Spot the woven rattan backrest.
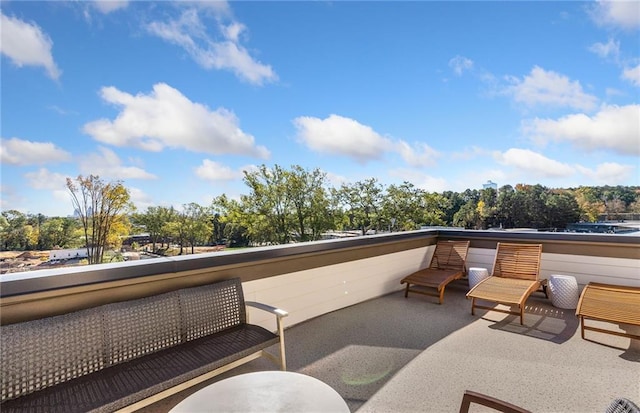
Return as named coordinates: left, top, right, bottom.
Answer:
left=428, top=240, right=471, bottom=272
left=179, top=278, right=246, bottom=342
left=1, top=307, right=105, bottom=402
left=492, top=243, right=542, bottom=280
left=0, top=279, right=248, bottom=402
left=103, top=291, right=182, bottom=366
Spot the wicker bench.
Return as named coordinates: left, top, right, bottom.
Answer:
left=576, top=282, right=640, bottom=343
left=1, top=278, right=288, bottom=413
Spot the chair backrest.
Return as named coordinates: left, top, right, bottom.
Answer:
left=491, top=243, right=542, bottom=281
left=428, top=240, right=470, bottom=272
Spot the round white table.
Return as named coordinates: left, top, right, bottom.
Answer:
left=170, top=371, right=350, bottom=413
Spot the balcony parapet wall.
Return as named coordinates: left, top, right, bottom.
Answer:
left=1, top=229, right=638, bottom=326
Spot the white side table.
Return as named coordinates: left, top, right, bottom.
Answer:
left=548, top=275, right=580, bottom=309
left=468, top=267, right=489, bottom=290
left=170, top=371, right=349, bottom=413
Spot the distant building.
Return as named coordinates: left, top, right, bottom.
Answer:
left=49, top=249, right=89, bottom=261
left=482, top=180, right=498, bottom=190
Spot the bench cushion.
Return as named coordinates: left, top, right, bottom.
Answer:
left=0, top=324, right=279, bottom=413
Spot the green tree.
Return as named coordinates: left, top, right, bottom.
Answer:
left=287, top=165, right=334, bottom=241
left=382, top=182, right=424, bottom=231
left=337, top=178, right=384, bottom=235
left=131, top=206, right=176, bottom=252
left=179, top=203, right=212, bottom=254
left=574, top=187, right=605, bottom=222
left=440, top=191, right=466, bottom=226
left=545, top=190, right=580, bottom=230
left=453, top=200, right=480, bottom=229
left=243, top=165, right=293, bottom=244
left=38, top=217, right=81, bottom=249
left=421, top=192, right=448, bottom=227
left=0, top=210, right=29, bottom=250
left=495, top=185, right=516, bottom=228
left=211, top=195, right=250, bottom=247
left=66, top=175, right=133, bottom=264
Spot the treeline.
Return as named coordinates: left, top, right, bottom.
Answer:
left=1, top=165, right=639, bottom=257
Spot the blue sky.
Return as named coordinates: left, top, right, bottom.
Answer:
left=1, top=1, right=639, bottom=217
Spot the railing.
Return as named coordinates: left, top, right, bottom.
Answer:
left=1, top=229, right=638, bottom=331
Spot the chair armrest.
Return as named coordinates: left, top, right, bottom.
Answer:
left=246, top=301, right=289, bottom=370
left=246, top=301, right=289, bottom=319
left=459, top=390, right=530, bottom=413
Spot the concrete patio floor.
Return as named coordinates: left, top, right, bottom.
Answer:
left=142, top=279, right=639, bottom=413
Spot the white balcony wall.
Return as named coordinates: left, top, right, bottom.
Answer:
left=540, top=253, right=639, bottom=287
left=244, top=245, right=434, bottom=331
left=247, top=245, right=639, bottom=332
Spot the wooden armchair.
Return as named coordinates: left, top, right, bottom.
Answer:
left=400, top=240, right=470, bottom=304
left=459, top=390, right=531, bottom=413
left=466, top=243, right=543, bottom=325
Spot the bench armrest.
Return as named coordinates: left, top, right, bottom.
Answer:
left=246, top=301, right=289, bottom=319
left=245, top=301, right=288, bottom=370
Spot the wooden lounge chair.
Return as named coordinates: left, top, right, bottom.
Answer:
left=576, top=282, right=640, bottom=343
left=466, top=243, right=543, bottom=325
left=459, top=390, right=531, bottom=413
left=400, top=240, right=470, bottom=304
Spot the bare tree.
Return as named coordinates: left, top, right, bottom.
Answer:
left=66, top=175, right=132, bottom=264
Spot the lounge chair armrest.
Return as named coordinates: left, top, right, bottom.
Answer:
left=246, top=301, right=289, bottom=319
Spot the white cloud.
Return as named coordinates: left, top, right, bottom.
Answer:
left=589, top=38, right=620, bottom=61
left=495, top=148, right=575, bottom=178
left=195, top=159, right=243, bottom=182
left=0, top=185, right=21, bottom=212
left=294, top=114, right=393, bottom=163
left=78, top=147, right=157, bottom=180
left=388, top=169, right=448, bottom=193
left=605, top=87, right=624, bottom=97
left=451, top=146, right=491, bottom=161
left=524, top=104, right=640, bottom=156
left=24, top=168, right=68, bottom=190
left=576, top=162, right=635, bottom=184
left=589, top=0, right=640, bottom=30
left=323, top=171, right=349, bottom=188
left=449, top=55, right=474, bottom=76
left=83, top=83, right=270, bottom=159
left=0, top=12, right=61, bottom=79
left=223, top=22, right=246, bottom=43
left=504, top=66, right=598, bottom=111
left=0, top=138, right=71, bottom=166
left=127, top=187, right=155, bottom=211
left=23, top=168, right=70, bottom=215
left=146, top=8, right=276, bottom=85
left=92, top=1, right=129, bottom=14
left=395, top=141, right=440, bottom=167
left=294, top=115, right=444, bottom=167
left=622, top=64, right=640, bottom=87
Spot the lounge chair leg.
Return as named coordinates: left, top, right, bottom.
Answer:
left=438, top=288, right=444, bottom=305
left=404, top=284, right=409, bottom=298
left=520, top=307, right=524, bottom=325
left=471, top=298, right=476, bottom=316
